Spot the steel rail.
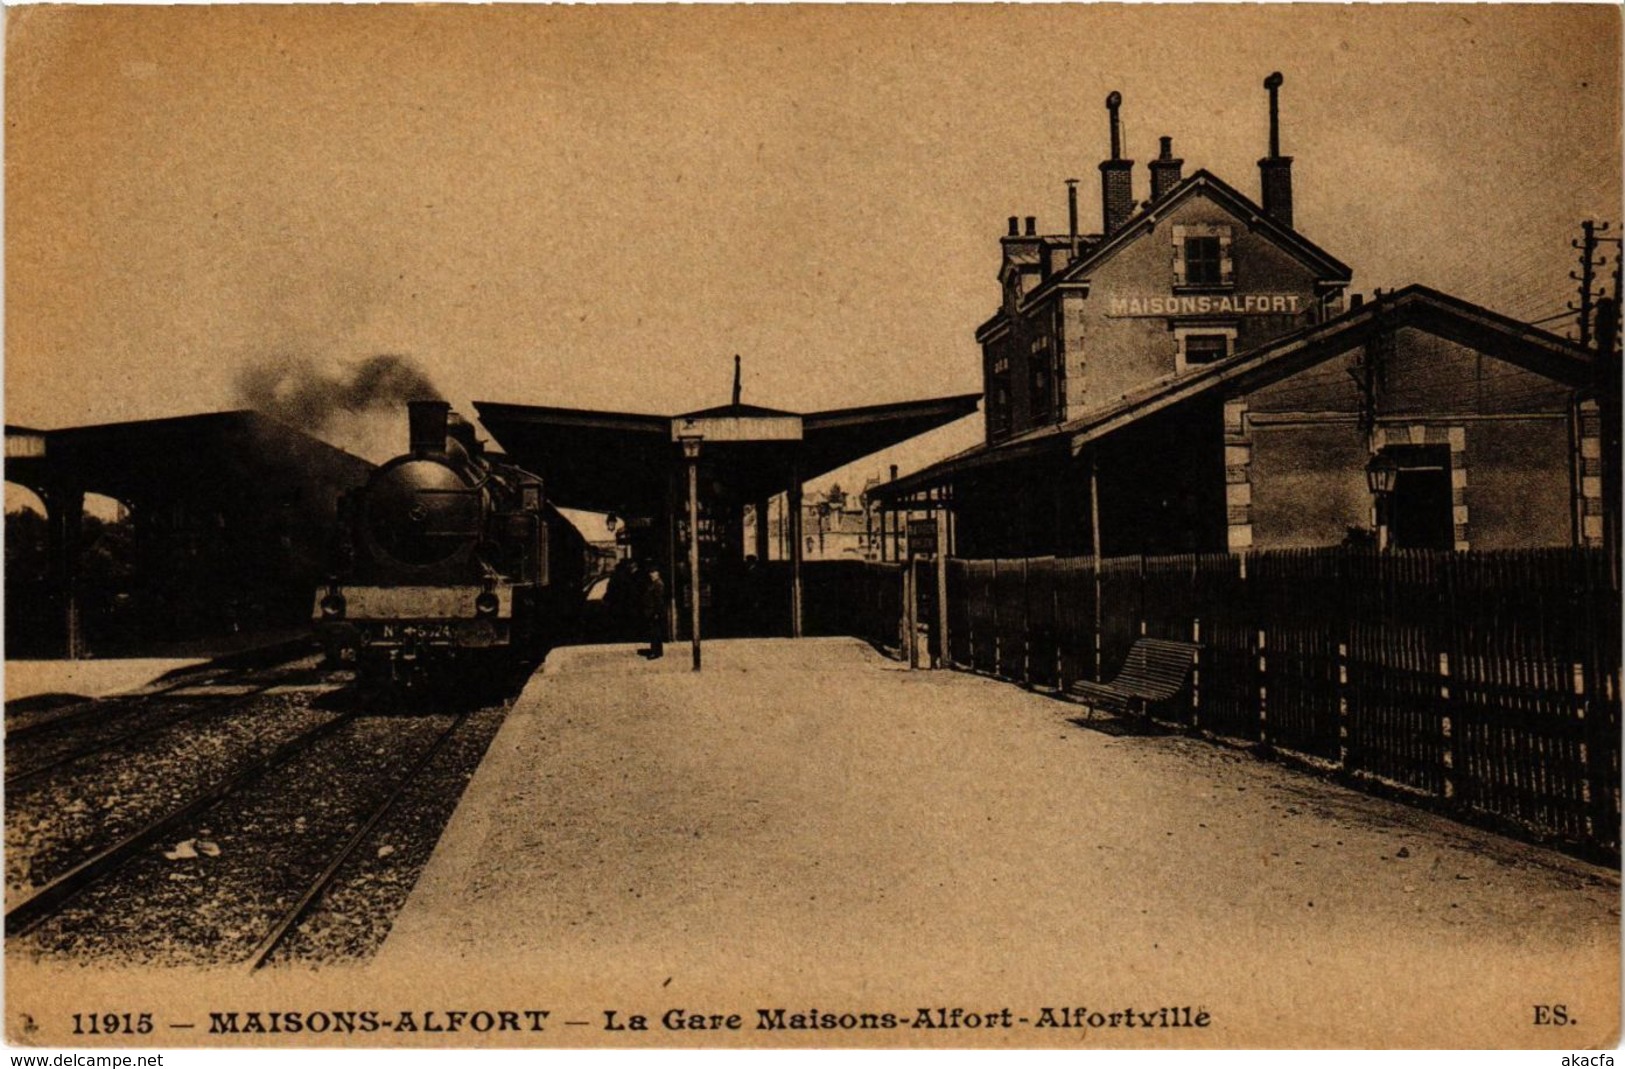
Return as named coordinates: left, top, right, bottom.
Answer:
left=244, top=711, right=471, bottom=971
left=5, top=710, right=360, bottom=938
left=4, top=680, right=298, bottom=787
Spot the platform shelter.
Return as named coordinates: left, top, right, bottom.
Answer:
left=5, top=412, right=371, bottom=657
left=474, top=392, right=979, bottom=644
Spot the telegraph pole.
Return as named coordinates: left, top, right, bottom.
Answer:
left=1570, top=221, right=1611, bottom=348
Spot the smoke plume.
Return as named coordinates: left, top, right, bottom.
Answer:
left=236, top=354, right=445, bottom=464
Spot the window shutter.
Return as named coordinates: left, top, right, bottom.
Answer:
left=1218, top=230, right=1234, bottom=284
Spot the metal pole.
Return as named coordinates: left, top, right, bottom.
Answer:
left=47, top=486, right=85, bottom=660
left=905, top=541, right=918, bottom=670
left=754, top=497, right=770, bottom=562
left=687, top=454, right=702, bottom=671
left=789, top=466, right=804, bottom=638
left=1090, top=451, right=1104, bottom=681
left=935, top=501, right=950, bottom=669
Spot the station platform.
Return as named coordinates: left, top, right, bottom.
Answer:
left=374, top=636, right=1618, bottom=1045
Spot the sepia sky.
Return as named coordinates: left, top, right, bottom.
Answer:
left=5, top=4, right=1621, bottom=495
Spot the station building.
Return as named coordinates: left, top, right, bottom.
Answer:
left=875, top=77, right=1601, bottom=559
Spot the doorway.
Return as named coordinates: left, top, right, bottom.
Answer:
left=1383, top=445, right=1455, bottom=551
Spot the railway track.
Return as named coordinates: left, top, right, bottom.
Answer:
left=8, top=699, right=488, bottom=967
left=5, top=709, right=361, bottom=938
left=4, top=673, right=306, bottom=787
left=244, top=711, right=470, bottom=970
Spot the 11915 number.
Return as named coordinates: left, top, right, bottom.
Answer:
left=72, top=1013, right=153, bottom=1035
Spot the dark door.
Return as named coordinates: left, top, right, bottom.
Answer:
left=1388, top=455, right=1454, bottom=551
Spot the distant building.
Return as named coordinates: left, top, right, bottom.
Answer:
left=751, top=481, right=889, bottom=562
left=875, top=78, right=1600, bottom=558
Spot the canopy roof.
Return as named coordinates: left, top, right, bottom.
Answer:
left=474, top=393, right=981, bottom=515
left=5, top=411, right=373, bottom=507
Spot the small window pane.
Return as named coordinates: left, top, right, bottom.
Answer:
left=1184, top=237, right=1223, bottom=286
left=1183, top=334, right=1229, bottom=365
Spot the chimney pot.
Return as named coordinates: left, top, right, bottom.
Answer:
left=1007, top=215, right=1019, bottom=237
left=1105, top=90, right=1123, bottom=159
left=889, top=464, right=899, bottom=482
left=1099, top=91, right=1135, bottom=235
left=1066, top=179, right=1080, bottom=257
left=1024, top=216, right=1037, bottom=236
left=1259, top=156, right=1294, bottom=229
left=1149, top=135, right=1184, bottom=202
left=1258, top=72, right=1294, bottom=228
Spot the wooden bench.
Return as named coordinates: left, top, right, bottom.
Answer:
left=1067, top=637, right=1201, bottom=716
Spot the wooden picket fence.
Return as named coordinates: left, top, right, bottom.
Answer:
left=906, top=547, right=1620, bottom=861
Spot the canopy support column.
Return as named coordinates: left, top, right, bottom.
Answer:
left=788, top=466, right=804, bottom=638
left=44, top=484, right=85, bottom=659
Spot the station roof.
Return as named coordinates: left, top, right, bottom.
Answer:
left=474, top=393, right=981, bottom=516
left=5, top=410, right=373, bottom=507
left=875, top=285, right=1596, bottom=502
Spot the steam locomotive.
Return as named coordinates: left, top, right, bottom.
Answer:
left=315, top=400, right=590, bottom=686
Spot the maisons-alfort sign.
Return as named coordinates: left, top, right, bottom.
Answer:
left=1107, top=293, right=1305, bottom=317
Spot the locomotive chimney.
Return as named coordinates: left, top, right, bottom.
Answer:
left=1258, top=72, right=1295, bottom=229
left=1099, top=91, right=1135, bottom=237
left=408, top=400, right=451, bottom=455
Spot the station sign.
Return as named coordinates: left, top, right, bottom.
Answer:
left=1107, top=293, right=1305, bottom=317
left=671, top=414, right=803, bottom=442
left=4, top=430, right=45, bottom=458
left=907, top=519, right=938, bottom=557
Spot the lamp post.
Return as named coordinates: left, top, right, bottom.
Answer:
left=678, top=431, right=704, bottom=670
left=1365, top=452, right=1400, bottom=550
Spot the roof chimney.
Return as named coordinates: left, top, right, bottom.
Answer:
left=1149, top=136, right=1184, bottom=202
left=1066, top=179, right=1080, bottom=258
left=1099, top=91, right=1135, bottom=236
left=1258, top=72, right=1294, bottom=229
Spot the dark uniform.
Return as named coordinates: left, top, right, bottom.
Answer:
left=641, top=568, right=666, bottom=658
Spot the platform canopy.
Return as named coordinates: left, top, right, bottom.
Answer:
left=473, top=393, right=981, bottom=516
left=5, top=410, right=373, bottom=507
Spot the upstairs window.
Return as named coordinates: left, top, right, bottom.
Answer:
left=988, top=353, right=1012, bottom=438
left=1030, top=349, right=1053, bottom=423
left=989, top=378, right=1011, bottom=437
left=1173, top=224, right=1234, bottom=289
left=1184, top=237, right=1223, bottom=286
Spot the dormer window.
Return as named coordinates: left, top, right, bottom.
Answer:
left=1173, top=224, right=1234, bottom=289
left=1184, top=237, right=1223, bottom=285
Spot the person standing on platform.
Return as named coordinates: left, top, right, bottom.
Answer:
left=640, top=566, right=666, bottom=659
